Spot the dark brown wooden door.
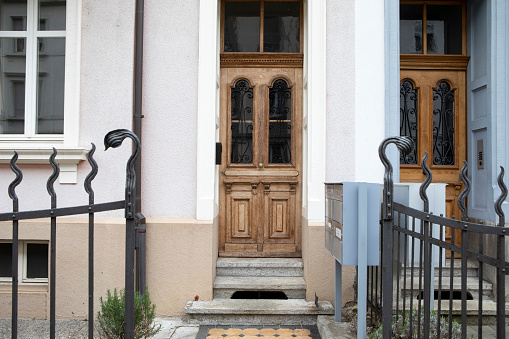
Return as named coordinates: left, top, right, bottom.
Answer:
left=218, top=66, right=302, bottom=257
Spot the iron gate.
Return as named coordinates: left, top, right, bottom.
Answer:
left=1, top=129, right=140, bottom=339
left=369, top=136, right=509, bottom=338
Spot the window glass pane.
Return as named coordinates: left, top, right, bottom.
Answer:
left=400, top=80, right=418, bottom=165
left=0, top=0, right=27, bottom=31
left=26, top=243, right=48, bottom=279
left=0, top=243, right=12, bottom=277
left=0, top=37, right=26, bottom=134
left=37, top=37, right=64, bottom=134
left=268, top=79, right=291, bottom=164
left=427, top=5, right=462, bottom=55
left=433, top=81, right=455, bottom=165
left=39, top=0, right=66, bottom=31
left=400, top=4, right=423, bottom=54
left=224, top=1, right=260, bottom=52
left=264, top=2, right=300, bottom=53
left=231, top=80, right=254, bottom=163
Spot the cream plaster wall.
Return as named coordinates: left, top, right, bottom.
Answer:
left=0, top=218, right=217, bottom=319
left=145, top=218, right=217, bottom=316
left=302, top=218, right=355, bottom=307
left=0, top=219, right=126, bottom=319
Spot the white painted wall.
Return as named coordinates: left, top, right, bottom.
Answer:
left=325, top=0, right=385, bottom=186
left=142, top=0, right=199, bottom=218
left=325, top=0, right=355, bottom=183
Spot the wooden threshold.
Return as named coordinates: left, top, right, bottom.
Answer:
left=218, top=251, right=302, bottom=258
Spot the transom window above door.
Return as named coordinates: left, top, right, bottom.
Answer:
left=222, top=0, right=302, bottom=53
left=400, top=1, right=466, bottom=55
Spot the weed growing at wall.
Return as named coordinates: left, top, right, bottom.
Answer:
left=369, top=308, right=464, bottom=339
left=97, top=287, right=161, bottom=339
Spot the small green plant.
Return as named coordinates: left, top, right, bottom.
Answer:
left=369, top=308, right=463, bottom=339
left=97, top=286, right=161, bottom=339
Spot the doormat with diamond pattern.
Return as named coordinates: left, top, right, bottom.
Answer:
left=196, top=325, right=321, bottom=338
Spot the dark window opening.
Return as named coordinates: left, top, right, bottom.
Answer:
left=231, top=291, right=288, bottom=299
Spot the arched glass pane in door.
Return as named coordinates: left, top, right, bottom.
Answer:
left=268, top=79, right=291, bottom=164
left=400, top=80, right=418, bottom=164
left=433, top=81, right=455, bottom=165
left=231, top=80, right=254, bottom=164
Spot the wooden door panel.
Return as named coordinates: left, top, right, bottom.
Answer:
left=225, top=183, right=259, bottom=244
left=263, top=182, right=297, bottom=243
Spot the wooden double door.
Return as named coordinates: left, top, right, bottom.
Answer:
left=219, top=66, right=302, bottom=257
left=400, top=64, right=467, bottom=251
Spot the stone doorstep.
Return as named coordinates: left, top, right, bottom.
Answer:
left=216, top=258, right=304, bottom=269
left=396, top=298, right=508, bottom=315
left=185, top=299, right=334, bottom=326
left=216, top=258, right=304, bottom=277
left=213, top=274, right=307, bottom=299
left=401, top=275, right=493, bottom=293
left=213, top=276, right=306, bottom=290
left=185, top=299, right=334, bottom=315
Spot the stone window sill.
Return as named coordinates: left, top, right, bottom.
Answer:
left=0, top=146, right=89, bottom=184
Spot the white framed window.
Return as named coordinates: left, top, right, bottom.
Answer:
left=0, top=0, right=66, bottom=138
left=0, top=0, right=86, bottom=184
left=0, top=240, right=49, bottom=284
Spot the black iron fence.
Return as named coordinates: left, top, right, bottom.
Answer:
left=1, top=129, right=140, bottom=339
left=369, top=136, right=509, bottom=338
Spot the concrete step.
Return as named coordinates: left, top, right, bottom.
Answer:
left=185, top=299, right=334, bottom=325
left=399, top=276, right=493, bottom=300
left=213, top=276, right=306, bottom=299
left=216, top=258, right=304, bottom=277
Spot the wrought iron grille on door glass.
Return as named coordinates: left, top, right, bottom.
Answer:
left=400, top=80, right=418, bottom=164
left=433, top=81, right=455, bottom=165
left=231, top=79, right=254, bottom=164
left=269, top=79, right=291, bottom=164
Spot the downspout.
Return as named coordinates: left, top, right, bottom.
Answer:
left=133, top=0, right=146, bottom=295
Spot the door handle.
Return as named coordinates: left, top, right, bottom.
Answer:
left=258, top=163, right=263, bottom=168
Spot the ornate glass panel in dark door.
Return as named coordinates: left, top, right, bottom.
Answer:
left=231, top=80, right=254, bottom=164
left=268, top=79, right=291, bottom=164
left=433, top=81, right=455, bottom=165
left=400, top=80, right=418, bottom=164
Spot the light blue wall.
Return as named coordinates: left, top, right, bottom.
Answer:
left=467, top=0, right=509, bottom=222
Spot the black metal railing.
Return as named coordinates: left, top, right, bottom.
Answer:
left=2, top=129, right=140, bottom=339
left=369, top=136, right=509, bottom=339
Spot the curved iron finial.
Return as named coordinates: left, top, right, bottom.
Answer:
left=419, top=151, right=432, bottom=212
left=379, top=136, right=415, bottom=219
left=8, top=152, right=23, bottom=212
left=495, top=166, right=507, bottom=224
left=46, top=148, right=59, bottom=209
left=104, top=129, right=141, bottom=219
left=84, top=143, right=98, bottom=204
left=458, top=160, right=471, bottom=220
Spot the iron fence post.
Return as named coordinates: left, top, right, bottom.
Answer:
left=495, top=167, right=507, bottom=339
left=378, top=136, right=414, bottom=338
left=105, top=129, right=141, bottom=339
left=47, top=149, right=59, bottom=339
left=9, top=152, right=22, bottom=339
left=84, top=143, right=98, bottom=339
left=420, top=152, right=432, bottom=338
